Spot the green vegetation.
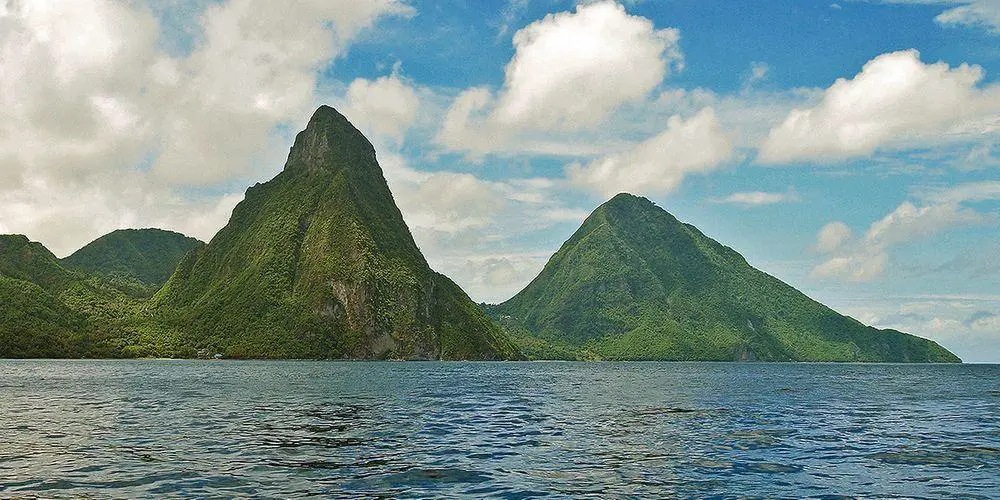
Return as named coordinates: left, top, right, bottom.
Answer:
left=0, top=106, right=519, bottom=360
left=150, top=106, right=519, bottom=360
left=62, top=228, right=204, bottom=294
left=0, top=108, right=957, bottom=363
left=492, top=193, right=960, bottom=363
left=0, top=234, right=147, bottom=358
left=0, top=275, right=86, bottom=358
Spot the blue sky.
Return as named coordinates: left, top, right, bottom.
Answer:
left=0, top=0, right=998, bottom=361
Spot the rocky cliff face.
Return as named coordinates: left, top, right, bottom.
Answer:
left=154, top=106, right=520, bottom=360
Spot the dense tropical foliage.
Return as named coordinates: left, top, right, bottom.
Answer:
left=492, top=194, right=960, bottom=363
left=151, top=106, right=519, bottom=360
left=62, top=228, right=204, bottom=292
left=0, top=108, right=957, bottom=362
left=0, top=107, right=519, bottom=360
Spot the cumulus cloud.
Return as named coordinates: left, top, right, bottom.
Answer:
left=759, top=49, right=1000, bottom=163
left=813, top=202, right=986, bottom=281
left=813, top=252, right=890, bottom=282
left=566, top=108, right=733, bottom=198
left=866, top=201, right=985, bottom=245
left=149, top=0, right=415, bottom=185
left=375, top=149, right=587, bottom=303
left=838, top=295, right=1000, bottom=362
left=712, top=188, right=800, bottom=207
left=812, top=181, right=997, bottom=282
left=966, top=310, right=1000, bottom=330
left=444, top=253, right=553, bottom=304
left=0, top=173, right=245, bottom=255
left=868, top=0, right=1000, bottom=34
left=815, top=221, right=854, bottom=253
left=0, top=0, right=411, bottom=254
left=875, top=0, right=1000, bottom=33
left=342, top=74, right=420, bottom=144
left=381, top=153, right=507, bottom=234
left=437, top=0, right=683, bottom=156
left=935, top=0, right=1000, bottom=33
left=495, top=0, right=681, bottom=131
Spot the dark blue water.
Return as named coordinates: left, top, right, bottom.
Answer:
left=1, top=361, right=998, bottom=498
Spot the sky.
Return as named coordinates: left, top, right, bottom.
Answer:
left=0, top=0, right=998, bottom=361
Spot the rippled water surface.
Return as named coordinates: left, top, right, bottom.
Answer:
left=1, top=361, right=999, bottom=498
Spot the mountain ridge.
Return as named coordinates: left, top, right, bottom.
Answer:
left=61, top=228, right=204, bottom=292
left=0, top=108, right=959, bottom=363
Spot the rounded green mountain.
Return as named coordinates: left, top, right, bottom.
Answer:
left=493, top=194, right=959, bottom=362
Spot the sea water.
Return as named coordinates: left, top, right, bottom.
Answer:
left=1, top=360, right=998, bottom=497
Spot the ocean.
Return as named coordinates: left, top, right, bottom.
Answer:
left=2, top=360, right=998, bottom=497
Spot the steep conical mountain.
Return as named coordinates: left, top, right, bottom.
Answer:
left=495, top=194, right=959, bottom=362
left=62, top=229, right=204, bottom=290
left=153, top=106, right=519, bottom=360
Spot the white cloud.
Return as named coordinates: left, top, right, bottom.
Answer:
left=374, top=148, right=588, bottom=302
left=922, top=179, right=1000, bottom=204
left=967, top=311, right=1000, bottom=330
left=865, top=201, right=985, bottom=246
left=860, top=1, right=1000, bottom=34
left=165, top=193, right=246, bottom=244
left=437, top=0, right=682, bottom=156
left=149, top=0, right=414, bottom=185
left=495, top=0, right=681, bottom=131
left=835, top=295, right=1000, bottom=362
left=759, top=49, right=1000, bottom=163
left=0, top=173, right=244, bottom=255
left=443, top=253, right=553, bottom=304
left=644, top=86, right=822, bottom=153
left=712, top=188, right=800, bottom=207
left=0, top=0, right=411, bottom=255
left=815, top=221, right=853, bottom=253
left=383, top=158, right=507, bottom=234
left=566, top=108, right=733, bottom=198
left=935, top=1, right=1000, bottom=33
left=435, top=87, right=500, bottom=157
left=812, top=181, right=998, bottom=282
left=742, top=61, right=770, bottom=91
left=813, top=251, right=889, bottom=282
left=342, top=74, right=420, bottom=144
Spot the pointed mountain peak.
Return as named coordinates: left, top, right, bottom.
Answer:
left=153, top=106, right=519, bottom=360
left=599, top=192, right=656, bottom=213
left=590, top=192, right=681, bottom=230
left=606, top=192, right=650, bottom=205
left=283, top=105, right=377, bottom=173
left=500, top=195, right=960, bottom=363
left=306, top=105, right=356, bottom=132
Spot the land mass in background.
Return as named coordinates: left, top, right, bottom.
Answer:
left=0, top=106, right=960, bottom=362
